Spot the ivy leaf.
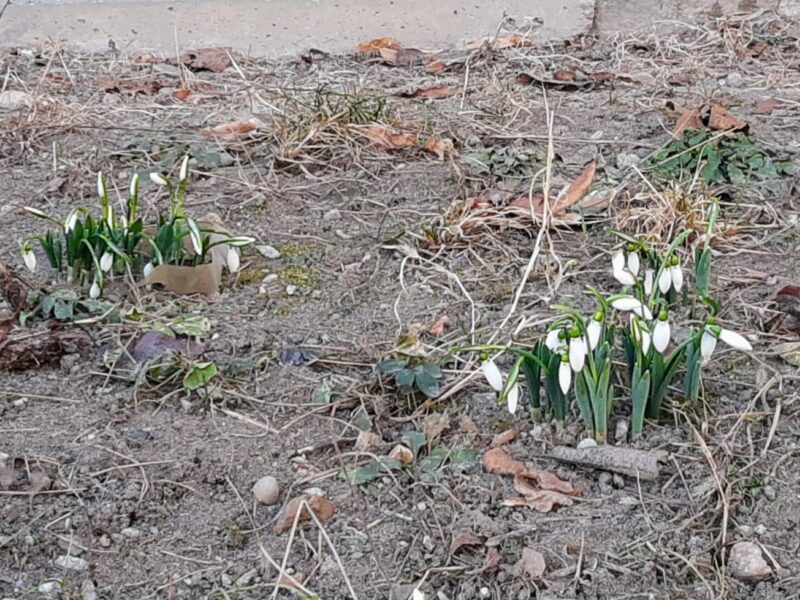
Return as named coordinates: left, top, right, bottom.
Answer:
left=401, top=431, right=428, bottom=456
left=414, top=371, right=440, bottom=398
left=394, top=368, right=415, bottom=389
left=312, top=379, right=332, bottom=404
left=343, top=457, right=402, bottom=485
left=183, top=361, right=218, bottom=390
left=377, top=358, right=407, bottom=374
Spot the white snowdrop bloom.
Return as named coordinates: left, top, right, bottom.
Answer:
left=718, top=328, right=752, bottom=351
left=586, top=317, right=602, bottom=351
left=22, top=246, right=36, bottom=272
left=671, top=263, right=684, bottom=292
left=64, top=209, right=79, bottom=233
left=658, top=256, right=684, bottom=294
left=149, top=172, right=168, bottom=186
left=631, top=316, right=651, bottom=355
left=143, top=261, right=155, bottom=278
left=100, top=251, right=114, bottom=272
left=644, top=269, right=654, bottom=295
left=507, top=384, right=519, bottom=414
left=129, top=173, right=139, bottom=197
left=652, top=312, right=671, bottom=354
left=545, top=328, right=564, bottom=352
left=482, top=359, right=503, bottom=392
left=701, top=324, right=752, bottom=362
left=611, top=296, right=653, bottom=320
left=627, top=251, right=640, bottom=276
left=179, top=155, right=190, bottom=182
left=97, top=171, right=105, bottom=198
left=558, top=356, right=572, bottom=394
left=568, top=334, right=586, bottom=372
left=226, top=247, right=240, bottom=273
left=611, top=250, right=636, bottom=286
left=89, top=280, right=101, bottom=299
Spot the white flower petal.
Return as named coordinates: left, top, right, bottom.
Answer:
left=89, top=281, right=101, bottom=299
left=586, top=320, right=601, bottom=351
left=22, top=249, right=37, bottom=272
left=718, top=328, right=752, bottom=352
left=545, top=328, right=561, bottom=352
left=671, top=265, right=684, bottom=292
left=569, top=337, right=586, bottom=372
left=611, top=250, right=625, bottom=274
left=644, top=269, right=654, bottom=295
left=658, top=267, right=672, bottom=294
left=226, top=247, right=240, bottom=273
left=64, top=210, right=79, bottom=233
left=129, top=173, right=139, bottom=197
left=700, top=330, right=717, bottom=360
left=627, top=252, right=640, bottom=276
left=100, top=251, right=114, bottom=272
left=633, top=304, right=653, bottom=320
left=653, top=319, right=670, bottom=353
left=482, top=360, right=504, bottom=392
left=97, top=171, right=105, bottom=198
left=143, top=262, right=155, bottom=278
left=611, top=296, right=641, bottom=312
left=558, top=360, right=571, bottom=394
left=507, top=384, right=519, bottom=414
left=149, top=172, right=168, bottom=186
left=179, top=155, right=190, bottom=182
left=641, top=330, right=652, bottom=355
left=613, top=268, right=636, bottom=286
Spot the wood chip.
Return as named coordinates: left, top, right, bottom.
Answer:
left=481, top=447, right=526, bottom=475
left=275, top=494, right=336, bottom=534
left=548, top=445, right=660, bottom=480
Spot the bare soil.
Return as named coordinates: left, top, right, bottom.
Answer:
left=1, top=12, right=800, bottom=600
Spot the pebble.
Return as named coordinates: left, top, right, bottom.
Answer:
left=725, top=72, right=744, bottom=87
left=12, top=398, right=26, bottom=408
left=55, top=555, right=88, bottom=572
left=323, top=209, right=341, bottom=222
left=256, top=245, right=281, bottom=259
left=755, top=524, right=767, bottom=536
left=236, top=568, right=258, bottom=587
left=738, top=525, right=753, bottom=538
left=302, top=487, right=324, bottom=497
left=121, top=527, right=141, bottom=539
left=81, top=579, right=97, bottom=600
left=23, top=535, right=34, bottom=546
left=99, top=535, right=112, bottom=548
left=285, top=285, right=298, bottom=296
left=422, top=535, right=435, bottom=551
left=262, top=273, right=278, bottom=284
left=728, top=541, right=772, bottom=582
left=577, top=438, right=597, bottom=449
left=763, top=485, right=776, bottom=501
left=220, top=573, right=233, bottom=588
left=615, top=420, right=629, bottom=444
left=612, top=474, right=625, bottom=489
left=479, top=587, right=491, bottom=599
left=252, top=476, right=280, bottom=505
left=416, top=502, right=427, bottom=511
left=37, top=581, right=61, bottom=594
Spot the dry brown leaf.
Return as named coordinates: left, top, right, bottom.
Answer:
left=589, top=71, right=615, bottom=82
left=377, top=47, right=428, bottom=67
left=460, top=416, right=480, bottom=434
left=508, top=194, right=545, bottom=215
left=427, top=315, right=450, bottom=337
left=514, top=470, right=581, bottom=497
left=755, top=99, right=784, bottom=114
left=553, top=69, right=576, bottom=81
left=365, top=126, right=418, bottom=149
left=491, top=34, right=532, bottom=50
left=708, top=104, right=747, bottom=131
left=423, top=413, right=449, bottom=441
left=482, top=447, right=526, bottom=475
left=673, top=107, right=704, bottom=139
left=172, top=88, right=192, bottom=101
left=773, top=342, right=800, bottom=367
left=396, top=85, right=460, bottom=100
left=484, top=547, right=502, bottom=569
left=100, top=78, right=162, bottom=96
left=517, top=547, right=546, bottom=579
left=425, top=59, right=446, bottom=74
left=490, top=429, right=518, bottom=448
left=275, top=494, right=336, bottom=534
left=776, top=285, right=800, bottom=299
left=554, top=161, right=595, bottom=214
left=146, top=262, right=222, bottom=296
left=450, top=531, right=484, bottom=554
left=174, top=48, right=232, bottom=72
left=388, top=444, right=414, bottom=465
left=356, top=37, right=401, bottom=57
left=202, top=119, right=258, bottom=140
left=502, top=490, right=574, bottom=512
left=424, top=137, right=455, bottom=160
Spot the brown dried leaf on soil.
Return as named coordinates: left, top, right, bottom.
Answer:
left=395, top=84, right=460, bottom=100
left=0, top=261, right=29, bottom=314
left=275, top=494, right=336, bottom=534
left=673, top=107, right=704, bottom=139
left=173, top=48, right=232, bottom=72
left=484, top=547, right=502, bottom=569
left=172, top=88, right=192, bottom=101
left=514, top=470, right=581, bottom=496
left=202, top=119, right=259, bottom=140
left=100, top=78, right=163, bottom=95
left=427, top=315, right=449, bottom=337
left=468, top=34, right=531, bottom=50
left=450, top=530, right=485, bottom=554
left=365, top=126, right=418, bottom=149
left=356, top=37, right=401, bottom=57
left=424, top=137, right=456, bottom=160
left=503, top=490, right=574, bottom=512
left=482, top=447, right=526, bottom=475
left=490, top=429, right=518, bottom=448
left=708, top=104, right=747, bottom=132
left=423, top=412, right=449, bottom=441
left=388, top=444, right=414, bottom=465
left=146, top=262, right=222, bottom=296
left=554, top=161, right=596, bottom=214
left=516, top=547, right=546, bottom=579
left=378, top=47, right=429, bottom=67
left=0, top=326, right=87, bottom=372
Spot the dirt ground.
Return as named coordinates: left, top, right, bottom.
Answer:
left=1, top=11, right=800, bottom=600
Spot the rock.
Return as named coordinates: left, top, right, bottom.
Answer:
left=616, top=152, right=640, bottom=170
left=738, top=525, right=753, bottom=538
left=612, top=474, right=625, bottom=489
left=763, top=485, right=776, bottom=501
left=81, top=579, right=97, bottom=600
left=252, top=476, right=280, bottom=505
left=98, top=535, right=112, bottom=548
left=256, top=245, right=281, bottom=259
left=220, top=573, right=233, bottom=587
left=754, top=524, right=767, bottom=536
left=725, top=72, right=744, bottom=87
left=262, top=273, right=278, bottom=284
left=728, top=541, right=772, bottom=582
left=615, top=420, right=629, bottom=444
left=120, top=527, right=141, bottom=539
left=153, top=63, right=181, bottom=76
left=479, top=587, right=491, bottom=599
left=38, top=581, right=61, bottom=594
left=516, top=547, right=546, bottom=579
left=322, top=209, right=341, bottom=222
left=285, top=285, right=298, bottom=296
left=236, top=568, right=258, bottom=587
left=55, top=555, right=88, bottom=571
left=577, top=438, right=597, bottom=449
left=0, top=90, right=30, bottom=109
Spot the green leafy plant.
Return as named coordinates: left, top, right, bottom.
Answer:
left=376, top=356, right=443, bottom=398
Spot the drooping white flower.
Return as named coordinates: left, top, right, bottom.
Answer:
left=653, top=312, right=671, bottom=353
left=97, top=171, right=105, bottom=198
left=718, top=328, right=752, bottom=351
left=22, top=246, right=36, bottom=272
left=179, top=155, right=190, bottom=182
left=545, top=328, right=563, bottom=352
left=627, top=251, right=640, bottom=276
left=558, top=357, right=572, bottom=394
left=129, top=173, right=139, bottom=197
left=631, top=316, right=651, bottom=355
left=612, top=250, right=636, bottom=286
left=507, top=384, right=519, bottom=414
left=611, top=296, right=653, bottom=320
left=701, top=324, right=753, bottom=362
left=644, top=269, right=654, bottom=295
left=658, top=256, right=684, bottom=294
left=672, top=263, right=684, bottom=292
left=569, top=334, right=586, bottom=372
left=226, top=247, right=240, bottom=273
left=143, top=261, right=155, bottom=278
left=586, top=317, right=602, bottom=351
left=700, top=330, right=717, bottom=360
left=150, top=172, right=168, bottom=186
left=64, top=209, right=79, bottom=233
left=482, top=359, right=503, bottom=392
left=89, top=280, right=101, bottom=299
left=100, top=251, right=114, bottom=272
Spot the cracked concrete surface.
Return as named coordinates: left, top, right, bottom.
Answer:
left=0, top=0, right=794, bottom=55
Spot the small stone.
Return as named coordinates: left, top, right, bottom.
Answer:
left=256, top=245, right=281, bottom=259
left=81, top=579, right=97, bottom=600
left=323, top=209, right=341, bottom=222
left=725, top=72, right=744, bottom=87
left=0, top=90, right=31, bottom=109
left=422, top=535, right=435, bottom=551
left=516, top=547, right=546, bottom=579
left=121, top=527, right=141, bottom=539
left=236, top=568, right=258, bottom=587
left=479, top=587, right=491, bottom=599
left=754, top=524, right=767, bottom=536
left=12, top=398, right=26, bottom=408
left=763, top=485, right=776, bottom=501
left=615, top=420, right=629, bottom=444
left=98, top=535, right=112, bottom=548
left=612, top=474, right=625, bottom=489
left=24, top=535, right=34, bottom=546
left=285, top=285, right=298, bottom=296
left=262, top=273, right=278, bottom=284
left=597, top=472, right=613, bottom=490
left=252, top=476, right=280, bottom=505
left=37, top=581, right=61, bottom=594
left=577, top=438, right=597, bottom=449
left=55, top=555, right=88, bottom=571
left=221, top=573, right=233, bottom=588
left=616, top=152, right=640, bottom=170
left=355, top=430, right=382, bottom=452
left=153, top=63, right=181, bottom=76
left=729, top=541, right=772, bottom=582
left=416, top=502, right=427, bottom=511
left=738, top=525, right=753, bottom=538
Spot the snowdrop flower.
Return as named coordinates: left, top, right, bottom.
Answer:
left=129, top=173, right=139, bottom=197
left=412, top=590, right=427, bottom=600
left=586, top=310, right=603, bottom=351
left=100, top=251, right=114, bottom=272
left=658, top=255, right=684, bottom=294
left=89, top=280, right=101, bottom=299
left=507, top=384, right=519, bottom=414
left=611, top=250, right=636, bottom=286
left=545, top=328, right=565, bottom=352
left=150, top=172, right=168, bottom=186
left=143, top=261, right=155, bottom=278
left=21, top=244, right=36, bottom=272
left=630, top=316, right=651, bottom=355
left=626, top=250, right=640, bottom=276
left=64, top=209, right=79, bottom=233
left=179, top=155, right=190, bottom=182
left=226, top=247, right=240, bottom=273
left=482, top=359, right=503, bottom=392
left=643, top=268, right=654, bottom=295
left=558, top=354, right=572, bottom=394
left=568, top=327, right=586, bottom=372
left=97, top=171, right=106, bottom=198
left=700, top=322, right=752, bottom=362
left=611, top=296, right=653, bottom=320
left=652, top=310, right=671, bottom=353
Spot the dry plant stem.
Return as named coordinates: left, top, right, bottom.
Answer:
left=692, top=426, right=730, bottom=555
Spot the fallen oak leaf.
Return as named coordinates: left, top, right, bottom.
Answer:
left=275, top=494, right=336, bottom=534
left=514, top=469, right=581, bottom=497
left=554, top=161, right=595, bottom=214
left=356, top=37, right=401, bottom=57
left=423, top=137, right=455, bottom=160
left=365, top=126, right=418, bottom=149
left=708, top=104, right=747, bottom=132
left=508, top=193, right=545, bottom=215
left=450, top=530, right=485, bottom=555
left=395, top=84, right=460, bottom=100
left=490, top=429, right=518, bottom=448
left=503, top=490, right=574, bottom=512
left=482, top=447, right=526, bottom=475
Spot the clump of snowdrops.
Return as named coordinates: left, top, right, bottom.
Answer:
left=20, top=157, right=252, bottom=298
left=463, top=204, right=753, bottom=442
